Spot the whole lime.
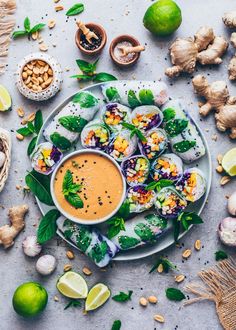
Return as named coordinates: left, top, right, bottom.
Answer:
left=12, top=282, right=48, bottom=318
left=143, top=0, right=182, bottom=36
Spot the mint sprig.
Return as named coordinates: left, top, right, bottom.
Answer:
left=112, top=290, right=133, bottom=302
left=166, top=288, right=185, bottom=301
left=145, top=179, right=173, bottom=192
left=149, top=257, right=177, bottom=274
left=12, top=17, right=45, bottom=39
left=62, top=170, right=83, bottom=208
left=215, top=250, right=228, bottom=261
left=173, top=212, right=203, bottom=242
left=107, top=200, right=130, bottom=239
left=121, top=122, right=147, bottom=142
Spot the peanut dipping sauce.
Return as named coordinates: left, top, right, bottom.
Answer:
left=54, top=153, right=124, bottom=221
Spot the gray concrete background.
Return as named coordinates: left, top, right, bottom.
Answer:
left=0, top=0, right=236, bottom=329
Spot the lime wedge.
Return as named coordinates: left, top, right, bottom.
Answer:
left=57, top=271, right=88, bottom=299
left=85, top=283, right=110, bottom=311
left=222, top=148, right=236, bottom=176
left=0, top=84, right=11, bottom=111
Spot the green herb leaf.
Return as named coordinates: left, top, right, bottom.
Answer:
left=173, top=218, right=180, bottom=242
left=118, top=236, right=140, bottom=250
left=105, top=87, right=120, bottom=102
left=107, top=217, right=125, bottom=239
left=146, top=179, right=173, bottom=192
left=128, top=90, right=141, bottom=108
left=27, top=121, right=35, bottom=133
left=118, top=200, right=130, bottom=219
left=173, top=140, right=196, bottom=153
left=25, top=170, right=54, bottom=206
left=37, top=209, right=61, bottom=244
left=59, top=115, right=87, bottom=132
left=139, top=89, right=154, bottom=105
left=149, top=257, right=177, bottom=274
left=76, top=58, right=97, bottom=74
left=16, top=127, right=32, bottom=137
left=70, top=74, right=94, bottom=80
left=93, top=72, right=117, bottom=82
left=30, top=23, right=45, bottom=34
left=66, top=3, right=84, bottom=16
left=165, top=119, right=189, bottom=137
left=121, top=122, right=147, bottom=142
left=24, top=17, right=31, bottom=32
left=65, top=193, right=83, bottom=209
left=111, top=320, right=121, bottom=330
left=179, top=212, right=203, bottom=225
left=12, top=30, right=28, bottom=39
left=50, top=132, right=72, bottom=150
left=27, top=136, right=37, bottom=156
left=63, top=170, right=73, bottom=193
left=72, top=92, right=98, bottom=108
left=215, top=250, right=228, bottom=261
left=34, top=110, right=43, bottom=134
left=112, top=290, right=133, bottom=302
left=64, top=299, right=82, bottom=310
left=166, top=288, right=185, bottom=301
left=163, top=108, right=176, bottom=122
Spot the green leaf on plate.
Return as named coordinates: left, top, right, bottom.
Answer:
left=165, top=119, right=189, bottom=137
left=166, top=288, right=185, bottom=301
left=59, top=115, right=88, bottom=132
left=50, top=132, right=72, bottom=150
left=117, top=200, right=130, bottom=219
left=163, top=108, right=176, bottom=122
left=128, top=90, right=141, bottom=108
left=37, top=209, right=61, bottom=244
left=66, top=3, right=84, bottom=16
left=72, top=92, right=98, bottom=108
left=105, top=87, right=121, bottom=102
left=139, top=89, right=154, bottom=105
left=173, top=140, right=196, bottom=153
left=107, top=217, right=125, bottom=239
left=63, top=169, right=73, bottom=193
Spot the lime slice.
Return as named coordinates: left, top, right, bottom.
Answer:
left=85, top=283, right=110, bottom=311
left=222, top=148, right=236, bottom=176
left=57, top=271, right=88, bottom=299
left=0, top=84, right=11, bottom=111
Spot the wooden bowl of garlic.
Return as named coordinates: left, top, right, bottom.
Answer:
left=15, top=53, right=63, bottom=101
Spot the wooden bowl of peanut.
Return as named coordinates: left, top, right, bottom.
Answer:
left=16, top=53, right=63, bottom=101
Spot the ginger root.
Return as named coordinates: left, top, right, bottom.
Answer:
left=192, top=75, right=236, bottom=138
left=165, top=26, right=228, bottom=78
left=222, top=11, right=236, bottom=28
left=0, top=204, right=28, bottom=248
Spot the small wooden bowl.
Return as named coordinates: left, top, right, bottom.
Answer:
left=75, top=22, right=107, bottom=55
left=109, top=35, right=141, bottom=67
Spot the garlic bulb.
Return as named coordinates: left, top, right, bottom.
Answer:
left=36, top=255, right=57, bottom=276
left=218, top=217, right=236, bottom=246
left=0, top=151, right=6, bottom=168
left=22, top=236, right=42, bottom=257
left=228, top=191, right=236, bottom=216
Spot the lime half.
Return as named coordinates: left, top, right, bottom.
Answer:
left=85, top=283, right=110, bottom=311
left=222, top=148, right=236, bottom=176
left=57, top=271, right=88, bottom=299
left=0, top=84, right=11, bottom=111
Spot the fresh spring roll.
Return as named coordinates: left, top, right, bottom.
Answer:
left=155, top=187, right=187, bottom=219
left=44, top=91, right=100, bottom=150
left=102, top=103, right=132, bottom=132
left=57, top=217, right=119, bottom=268
left=151, top=153, right=183, bottom=182
left=101, top=81, right=168, bottom=108
left=31, top=142, right=63, bottom=175
left=131, top=105, right=163, bottom=131
left=81, top=120, right=110, bottom=150
left=127, top=185, right=156, bottom=213
left=139, top=128, right=168, bottom=160
left=162, top=99, right=205, bottom=163
left=175, top=167, right=206, bottom=202
left=106, top=129, right=137, bottom=162
left=111, top=213, right=167, bottom=251
left=121, top=155, right=150, bottom=186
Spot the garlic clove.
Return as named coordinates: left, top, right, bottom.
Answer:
left=22, top=235, right=42, bottom=257
left=218, top=217, right=236, bottom=246
left=36, top=255, right=57, bottom=276
left=0, top=151, right=6, bottom=168
left=228, top=191, right=236, bottom=216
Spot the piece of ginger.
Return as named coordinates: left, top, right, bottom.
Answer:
left=192, top=75, right=236, bottom=139
left=0, top=204, right=28, bottom=248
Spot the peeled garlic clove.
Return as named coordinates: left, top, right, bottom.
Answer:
left=228, top=191, right=236, bottom=216
left=218, top=217, right=236, bottom=246
left=36, top=255, right=57, bottom=276
left=22, top=235, right=42, bottom=257
left=0, top=151, right=6, bottom=168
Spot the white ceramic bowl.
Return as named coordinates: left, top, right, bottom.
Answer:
left=50, top=149, right=126, bottom=225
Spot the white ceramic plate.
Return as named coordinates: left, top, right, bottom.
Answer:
left=36, top=81, right=212, bottom=261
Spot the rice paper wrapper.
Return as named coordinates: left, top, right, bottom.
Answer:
left=127, top=184, right=156, bottom=213
left=175, top=167, right=206, bottom=202
left=151, top=153, right=183, bottom=182
left=139, top=128, right=168, bottom=160
left=121, top=154, right=150, bottom=186
left=131, top=105, right=163, bottom=131
left=101, top=81, right=168, bottom=108
left=111, top=213, right=167, bottom=250
left=57, top=217, right=119, bottom=268
left=101, top=103, right=132, bottom=132
left=162, top=99, right=206, bottom=163
left=81, top=119, right=110, bottom=150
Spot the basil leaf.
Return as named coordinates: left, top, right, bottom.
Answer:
left=27, top=136, right=37, bottom=156
left=12, top=30, right=28, bottom=39
left=121, top=122, right=135, bottom=131
left=215, top=250, right=228, bottom=261
left=37, top=209, right=61, bottom=244
left=50, top=132, right=72, bottom=150
left=73, top=92, right=98, bottom=108
left=64, top=299, right=81, bottom=310
left=66, top=3, right=84, bottom=16
left=163, top=108, right=176, bottom=122
left=30, top=23, right=45, bottom=34
left=146, top=179, right=173, bottom=192
left=59, top=115, right=87, bottom=132
left=16, top=127, right=32, bottom=137
left=27, top=121, right=35, bottom=133
left=128, top=90, right=141, bottom=108
left=68, top=183, right=82, bottom=194
left=76, top=59, right=97, bottom=74
left=165, top=119, right=189, bottom=137
left=118, top=200, right=130, bottom=219
left=93, top=72, right=117, bottom=82
left=112, top=320, right=121, bottom=330
left=173, top=140, right=196, bottom=153
left=24, top=17, right=31, bottom=32
left=34, top=110, right=43, bottom=134
left=65, top=193, right=83, bottom=208
left=25, top=170, right=54, bottom=206
left=112, top=290, right=133, bottom=302
left=118, top=236, right=140, bottom=250
left=180, top=212, right=203, bottom=225
left=139, top=89, right=154, bottom=105
left=105, top=87, right=120, bottom=102
left=107, top=217, right=125, bottom=239
left=70, top=74, right=94, bottom=80
left=135, top=129, right=147, bottom=142
left=166, top=288, right=185, bottom=301
left=149, top=257, right=177, bottom=274
left=145, top=181, right=158, bottom=191
left=63, top=170, right=73, bottom=193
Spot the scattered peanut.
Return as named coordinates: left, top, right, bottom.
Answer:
left=157, top=263, right=164, bottom=273
left=39, top=43, right=48, bottom=52
left=55, top=5, right=64, bottom=11
left=16, top=185, right=21, bottom=190
left=54, top=0, right=60, bottom=3
left=16, top=133, right=24, bottom=141
left=21, top=118, right=28, bottom=125
left=216, top=165, right=223, bottom=173
left=139, top=297, right=148, bottom=307
left=182, top=249, right=192, bottom=259
left=211, top=134, right=218, bottom=141
left=48, top=19, right=56, bottom=29
left=154, top=314, right=165, bottom=323
left=148, top=296, right=158, bottom=304
left=66, top=250, right=75, bottom=260
left=82, top=267, right=92, bottom=276
left=220, top=176, right=231, bottom=186
left=194, top=239, right=201, bottom=251
left=217, top=154, right=223, bottom=165
left=54, top=295, right=59, bottom=302
left=63, top=264, right=72, bottom=272
left=31, top=31, right=39, bottom=40
left=17, top=107, right=25, bottom=118
left=175, top=274, right=185, bottom=283
left=27, top=112, right=36, bottom=122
